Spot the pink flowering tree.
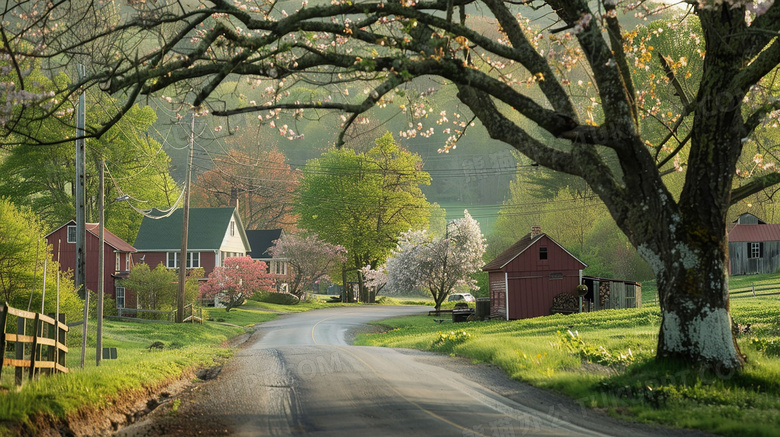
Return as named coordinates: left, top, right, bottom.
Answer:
left=268, top=234, right=347, bottom=298
left=360, top=264, right=388, bottom=294
left=200, top=256, right=274, bottom=311
left=386, top=211, right=486, bottom=311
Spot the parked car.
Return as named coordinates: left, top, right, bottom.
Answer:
left=447, top=292, right=476, bottom=303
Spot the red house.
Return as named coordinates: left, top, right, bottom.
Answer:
left=46, top=220, right=137, bottom=308
left=482, top=226, right=587, bottom=320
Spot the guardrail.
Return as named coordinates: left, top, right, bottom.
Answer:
left=0, top=303, right=68, bottom=385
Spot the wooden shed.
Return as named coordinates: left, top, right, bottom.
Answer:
left=727, top=213, right=780, bottom=275
left=580, top=276, right=642, bottom=311
left=482, top=227, right=587, bottom=320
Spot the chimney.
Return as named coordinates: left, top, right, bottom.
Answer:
left=531, top=225, right=542, bottom=238
left=230, top=187, right=240, bottom=212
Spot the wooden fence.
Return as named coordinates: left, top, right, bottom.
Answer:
left=730, top=281, right=780, bottom=299
left=0, top=303, right=68, bottom=385
left=113, top=304, right=202, bottom=324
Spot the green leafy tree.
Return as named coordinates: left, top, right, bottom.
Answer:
left=0, top=198, right=41, bottom=305
left=0, top=94, right=179, bottom=243
left=123, top=263, right=177, bottom=313
left=0, top=198, right=82, bottom=319
left=296, top=132, right=432, bottom=285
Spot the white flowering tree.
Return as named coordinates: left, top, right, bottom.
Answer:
left=268, top=233, right=347, bottom=298
left=5, top=0, right=780, bottom=370
left=386, top=211, right=486, bottom=310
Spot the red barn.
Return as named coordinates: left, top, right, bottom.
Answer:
left=46, top=220, right=137, bottom=308
left=482, top=226, right=587, bottom=320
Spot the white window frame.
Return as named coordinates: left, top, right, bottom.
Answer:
left=116, top=253, right=121, bottom=272
left=67, top=225, right=77, bottom=243
left=749, top=242, right=762, bottom=259
left=166, top=252, right=178, bottom=269
left=116, top=287, right=125, bottom=309
left=188, top=252, right=200, bottom=268
left=167, top=252, right=200, bottom=268
left=230, top=221, right=235, bottom=236
left=125, top=253, right=131, bottom=271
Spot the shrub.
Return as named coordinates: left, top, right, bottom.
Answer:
left=254, top=291, right=300, bottom=305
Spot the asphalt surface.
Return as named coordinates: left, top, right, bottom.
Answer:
left=116, top=306, right=712, bottom=437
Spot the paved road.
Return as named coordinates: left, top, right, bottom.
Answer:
left=117, top=306, right=709, bottom=437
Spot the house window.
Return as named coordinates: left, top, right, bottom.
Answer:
left=126, top=253, right=130, bottom=271
left=167, top=252, right=178, bottom=268
left=116, top=253, right=121, bottom=272
left=187, top=252, right=200, bottom=268
left=539, top=247, right=548, bottom=260
left=749, top=242, right=763, bottom=259
left=116, top=287, right=125, bottom=309
left=275, top=261, right=287, bottom=276
left=230, top=221, right=235, bottom=236
left=167, top=252, right=200, bottom=268
left=67, top=225, right=77, bottom=243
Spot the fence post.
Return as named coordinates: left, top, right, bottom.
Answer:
left=57, top=313, right=66, bottom=373
left=0, top=303, right=8, bottom=380
left=15, top=316, right=25, bottom=386
left=46, top=313, right=57, bottom=376
left=29, top=313, right=41, bottom=381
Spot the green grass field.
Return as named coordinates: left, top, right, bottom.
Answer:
left=356, top=295, right=780, bottom=436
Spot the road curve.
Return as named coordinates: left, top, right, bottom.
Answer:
left=116, top=306, right=710, bottom=437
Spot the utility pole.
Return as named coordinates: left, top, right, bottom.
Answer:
left=96, top=160, right=105, bottom=366
left=177, top=113, right=194, bottom=323
left=76, top=64, right=88, bottom=369
left=75, top=63, right=87, bottom=297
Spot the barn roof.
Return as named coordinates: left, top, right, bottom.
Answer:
left=246, top=229, right=283, bottom=259
left=46, top=220, right=136, bottom=252
left=85, top=223, right=137, bottom=253
left=728, top=224, right=780, bottom=243
left=482, top=232, right=587, bottom=271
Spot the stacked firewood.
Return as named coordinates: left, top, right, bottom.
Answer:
left=599, top=282, right=610, bottom=308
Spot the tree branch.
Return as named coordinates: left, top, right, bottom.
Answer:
left=731, top=173, right=780, bottom=205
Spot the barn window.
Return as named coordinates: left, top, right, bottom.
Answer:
left=549, top=273, right=563, bottom=280
left=67, top=225, right=77, bottom=243
left=748, top=242, right=763, bottom=259
left=539, top=247, right=548, bottom=260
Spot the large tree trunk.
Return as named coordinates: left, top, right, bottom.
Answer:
left=651, top=10, right=748, bottom=371
left=654, top=228, right=744, bottom=370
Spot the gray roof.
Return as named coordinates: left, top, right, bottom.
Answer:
left=134, top=207, right=249, bottom=252
left=246, top=229, right=283, bottom=259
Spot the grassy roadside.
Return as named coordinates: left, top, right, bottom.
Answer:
left=0, top=297, right=340, bottom=436
left=0, top=320, right=244, bottom=436
left=355, top=296, right=780, bottom=436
